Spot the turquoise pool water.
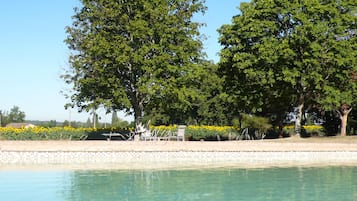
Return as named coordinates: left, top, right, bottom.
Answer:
left=1, top=166, right=357, bottom=201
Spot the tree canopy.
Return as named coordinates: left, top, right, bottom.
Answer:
left=218, top=0, right=357, bottom=135
left=63, top=0, right=207, bottom=123
left=63, top=0, right=357, bottom=136
left=0, top=106, right=26, bottom=126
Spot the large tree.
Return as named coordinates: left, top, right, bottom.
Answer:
left=0, top=106, right=26, bottom=125
left=63, top=0, right=207, bottom=123
left=219, top=0, right=357, bottom=135
left=144, top=61, right=227, bottom=125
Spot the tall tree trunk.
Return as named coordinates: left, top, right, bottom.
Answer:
left=294, top=98, right=304, bottom=136
left=130, top=90, right=145, bottom=125
left=133, top=103, right=144, bottom=125
left=338, top=106, right=352, bottom=137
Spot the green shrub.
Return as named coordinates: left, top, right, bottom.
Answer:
left=0, top=127, right=131, bottom=140
left=185, top=125, right=234, bottom=141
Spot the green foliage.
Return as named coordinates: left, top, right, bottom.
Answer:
left=347, top=109, right=357, bottom=135
left=321, top=111, right=340, bottom=136
left=0, top=106, right=26, bottom=126
left=111, top=111, right=129, bottom=128
left=185, top=126, right=236, bottom=141
left=192, top=62, right=228, bottom=125
left=218, top=0, right=357, bottom=133
left=0, top=127, right=131, bottom=141
left=240, top=114, right=272, bottom=133
left=284, top=125, right=324, bottom=137
left=231, top=117, right=241, bottom=128
left=186, top=128, right=222, bottom=141
left=145, top=61, right=227, bottom=125
left=38, top=120, right=57, bottom=128
left=8, top=106, right=25, bottom=123
left=0, top=110, right=8, bottom=127
left=63, top=0, right=207, bottom=123
left=264, top=128, right=290, bottom=139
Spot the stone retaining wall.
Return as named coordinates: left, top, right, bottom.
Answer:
left=1, top=151, right=357, bottom=167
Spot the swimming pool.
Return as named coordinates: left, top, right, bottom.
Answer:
left=1, top=166, right=356, bottom=201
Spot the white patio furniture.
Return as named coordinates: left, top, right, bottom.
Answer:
left=102, top=132, right=126, bottom=141
left=169, top=125, right=186, bottom=141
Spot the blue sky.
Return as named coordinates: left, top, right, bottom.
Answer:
left=0, top=0, right=243, bottom=123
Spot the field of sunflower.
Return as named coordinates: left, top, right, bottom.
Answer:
left=0, top=127, right=131, bottom=140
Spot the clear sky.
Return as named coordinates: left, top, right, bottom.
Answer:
left=0, top=0, right=244, bottom=123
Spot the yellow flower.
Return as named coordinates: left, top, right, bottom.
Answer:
left=188, top=125, right=233, bottom=132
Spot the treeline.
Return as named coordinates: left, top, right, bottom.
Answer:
left=1, top=106, right=133, bottom=129
left=62, top=0, right=357, bottom=136
left=0, top=106, right=26, bottom=127
left=26, top=119, right=131, bottom=129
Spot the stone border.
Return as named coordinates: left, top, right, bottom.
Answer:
left=1, top=150, right=357, bottom=169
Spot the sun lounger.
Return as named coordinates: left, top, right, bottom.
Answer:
left=102, top=132, right=126, bottom=141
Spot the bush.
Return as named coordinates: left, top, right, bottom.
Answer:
left=0, top=127, right=132, bottom=140
left=321, top=111, right=340, bottom=136
left=186, top=126, right=234, bottom=141
left=241, top=114, right=271, bottom=133
left=283, top=125, right=324, bottom=137
left=264, top=128, right=289, bottom=139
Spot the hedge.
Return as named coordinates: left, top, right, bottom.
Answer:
left=0, top=127, right=131, bottom=140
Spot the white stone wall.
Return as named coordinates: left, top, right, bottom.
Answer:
left=1, top=151, right=357, bottom=167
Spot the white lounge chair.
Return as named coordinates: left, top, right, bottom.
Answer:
left=102, top=132, right=126, bottom=141
left=140, top=129, right=158, bottom=141
left=169, top=125, right=186, bottom=141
